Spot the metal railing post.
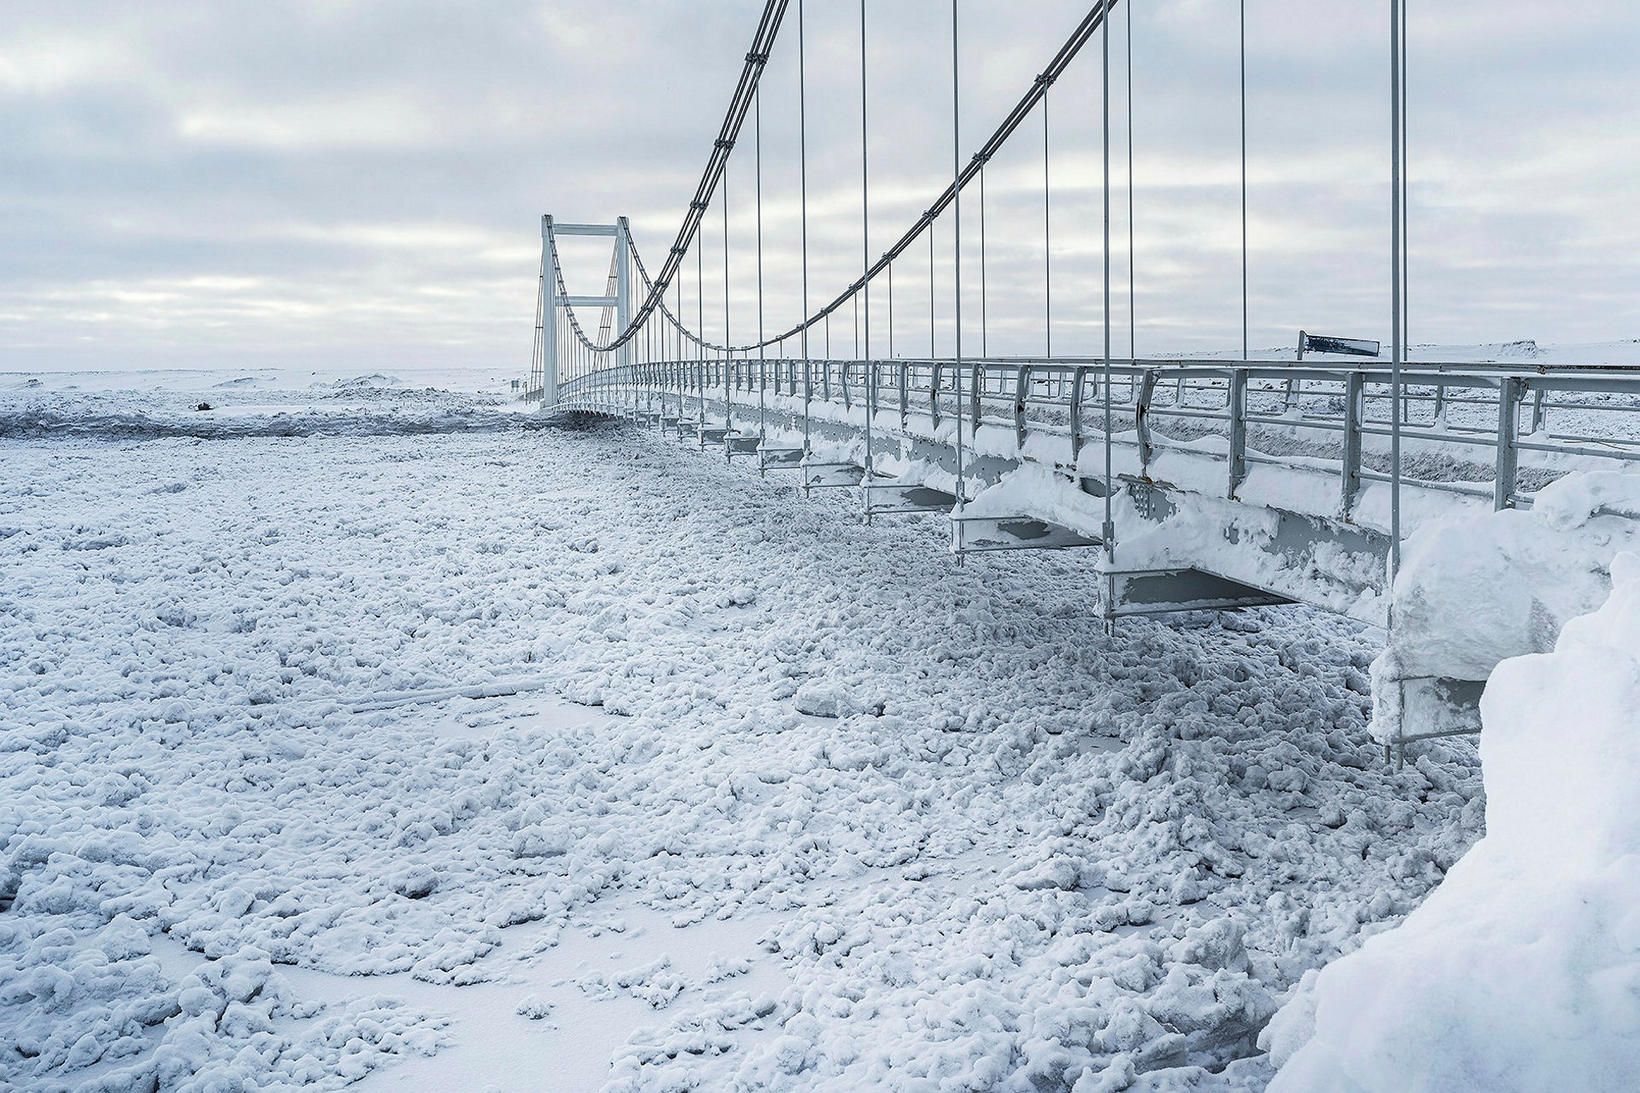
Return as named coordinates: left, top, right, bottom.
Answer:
left=1135, top=370, right=1158, bottom=477
left=1014, top=365, right=1030, bottom=450
left=1494, top=376, right=1524, bottom=510
left=1070, top=366, right=1087, bottom=465
left=1227, top=368, right=1248, bottom=498
left=969, top=363, right=982, bottom=432
left=930, top=361, right=943, bottom=428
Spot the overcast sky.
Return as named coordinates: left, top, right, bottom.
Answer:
left=3, top=0, right=1637, bottom=374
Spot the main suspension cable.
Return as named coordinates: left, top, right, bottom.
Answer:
left=586, top=0, right=788, bottom=354
left=608, top=1, right=1124, bottom=358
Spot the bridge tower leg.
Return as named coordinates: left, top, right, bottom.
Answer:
left=541, top=215, right=559, bottom=406
left=615, top=217, right=632, bottom=379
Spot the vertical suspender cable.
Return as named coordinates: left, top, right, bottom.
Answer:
left=1127, top=0, right=1135, bottom=363
left=697, top=237, right=705, bottom=422
left=755, top=86, right=766, bottom=441
left=861, top=0, right=872, bottom=483
left=532, top=239, right=543, bottom=399
left=1402, top=3, right=1411, bottom=377
left=799, top=0, right=811, bottom=456
left=1102, top=0, right=1114, bottom=555
left=952, top=0, right=964, bottom=506
left=1044, top=91, right=1052, bottom=358
left=675, top=276, right=682, bottom=416
left=1390, top=0, right=1403, bottom=579
left=888, top=259, right=895, bottom=359
left=722, top=153, right=731, bottom=429
left=980, top=165, right=988, bottom=357
left=929, top=227, right=936, bottom=358
left=1240, top=0, right=1248, bottom=363
left=672, top=274, right=678, bottom=415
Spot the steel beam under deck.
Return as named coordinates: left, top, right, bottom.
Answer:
left=611, top=386, right=1355, bottom=618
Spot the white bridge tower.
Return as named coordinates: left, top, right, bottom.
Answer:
left=529, top=215, right=631, bottom=406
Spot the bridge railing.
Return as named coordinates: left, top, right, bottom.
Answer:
left=557, top=358, right=1640, bottom=517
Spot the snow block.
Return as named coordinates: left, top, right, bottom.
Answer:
left=1268, top=551, right=1640, bottom=1091
left=1371, top=471, right=1640, bottom=743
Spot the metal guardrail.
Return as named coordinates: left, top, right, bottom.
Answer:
left=555, top=357, right=1640, bottom=517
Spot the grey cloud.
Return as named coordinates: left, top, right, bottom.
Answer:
left=1, top=0, right=1636, bottom=372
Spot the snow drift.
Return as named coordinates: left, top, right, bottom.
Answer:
left=1267, top=551, right=1640, bottom=1090
left=1371, top=471, right=1640, bottom=741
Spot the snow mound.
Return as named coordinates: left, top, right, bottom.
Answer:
left=1371, top=470, right=1640, bottom=740
left=316, top=373, right=403, bottom=390
left=1268, top=552, right=1640, bottom=1091
left=0, top=403, right=538, bottom=440
left=1494, top=338, right=1545, bottom=360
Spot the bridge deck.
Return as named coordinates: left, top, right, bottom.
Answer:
left=551, top=356, right=1640, bottom=751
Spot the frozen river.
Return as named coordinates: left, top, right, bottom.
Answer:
left=0, top=371, right=1484, bottom=1090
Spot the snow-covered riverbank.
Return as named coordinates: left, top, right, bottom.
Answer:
left=2, top=375, right=1485, bottom=1090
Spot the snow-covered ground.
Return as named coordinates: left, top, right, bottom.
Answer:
left=1267, top=554, right=1640, bottom=1091
left=1, top=367, right=1499, bottom=1089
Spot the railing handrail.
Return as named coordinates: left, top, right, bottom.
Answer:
left=557, top=355, right=1640, bottom=522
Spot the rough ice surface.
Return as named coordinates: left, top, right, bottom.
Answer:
left=1268, top=553, right=1640, bottom=1091
left=3, top=372, right=1489, bottom=1089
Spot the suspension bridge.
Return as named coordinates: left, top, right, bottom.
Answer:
left=525, top=0, right=1640, bottom=757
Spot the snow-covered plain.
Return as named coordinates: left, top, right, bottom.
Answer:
left=3, top=368, right=1491, bottom=1089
